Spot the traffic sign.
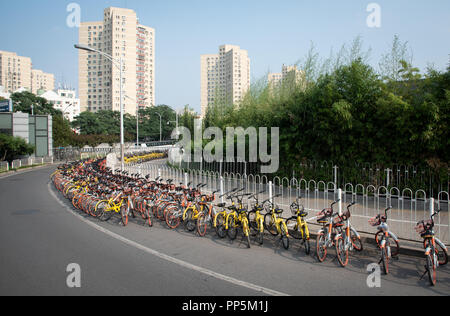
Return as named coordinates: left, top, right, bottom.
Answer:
left=0, top=99, right=12, bottom=112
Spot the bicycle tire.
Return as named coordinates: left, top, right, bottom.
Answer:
left=316, top=232, right=327, bottom=262
left=381, top=245, right=389, bottom=275
left=426, top=253, right=437, bottom=286
left=335, top=236, right=348, bottom=267
left=184, top=209, right=196, bottom=232
left=197, top=213, right=208, bottom=237
left=247, top=211, right=258, bottom=233
left=215, top=213, right=227, bottom=239
left=227, top=215, right=238, bottom=240
left=264, top=213, right=279, bottom=237
left=286, top=218, right=301, bottom=240
left=304, top=238, right=311, bottom=255
left=121, top=204, right=128, bottom=226
left=375, top=231, right=399, bottom=257
left=281, top=225, right=289, bottom=250
left=351, top=229, right=363, bottom=252
left=145, top=204, right=153, bottom=227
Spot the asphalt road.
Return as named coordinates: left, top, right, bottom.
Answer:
left=0, top=166, right=449, bottom=296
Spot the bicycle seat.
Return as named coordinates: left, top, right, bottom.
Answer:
left=238, top=209, right=248, bottom=213
left=274, top=208, right=284, bottom=214
left=216, top=203, right=226, bottom=208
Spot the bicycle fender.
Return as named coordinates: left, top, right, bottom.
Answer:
left=435, top=238, right=448, bottom=251
left=388, top=231, right=399, bottom=242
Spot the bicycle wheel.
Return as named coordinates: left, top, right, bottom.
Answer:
left=145, top=203, right=153, bottom=227
left=433, top=242, right=448, bottom=266
left=97, top=202, right=112, bottom=222
left=184, top=209, right=196, bottom=232
left=375, top=231, right=399, bottom=257
left=121, top=205, right=128, bottom=226
left=247, top=211, right=258, bottom=233
left=426, top=253, right=437, bottom=286
left=242, top=218, right=251, bottom=248
left=215, top=213, right=227, bottom=239
left=264, top=213, right=279, bottom=236
left=256, top=217, right=264, bottom=245
left=316, top=232, right=327, bottom=262
left=335, top=236, right=348, bottom=267
left=164, top=205, right=180, bottom=229
left=227, top=215, right=238, bottom=240
left=197, top=213, right=208, bottom=237
left=286, top=218, right=301, bottom=240
left=381, top=245, right=389, bottom=275
left=350, top=229, right=363, bottom=252
left=280, top=224, right=289, bottom=250
left=304, top=238, right=311, bottom=255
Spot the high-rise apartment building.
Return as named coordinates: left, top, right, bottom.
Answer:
left=268, top=64, right=304, bottom=89
left=78, top=7, right=155, bottom=116
left=31, top=69, right=55, bottom=94
left=0, top=50, right=32, bottom=92
left=200, top=45, right=250, bottom=118
left=0, top=50, right=55, bottom=94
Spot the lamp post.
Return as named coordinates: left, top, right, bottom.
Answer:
left=75, top=44, right=125, bottom=171
left=125, top=95, right=147, bottom=148
left=154, top=112, right=162, bottom=142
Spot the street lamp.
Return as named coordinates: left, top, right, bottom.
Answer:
left=125, top=95, right=147, bottom=148
left=154, top=112, right=162, bottom=142
left=75, top=44, right=125, bottom=171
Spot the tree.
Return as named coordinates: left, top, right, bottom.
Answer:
left=379, top=35, right=412, bottom=82
left=0, top=134, right=35, bottom=162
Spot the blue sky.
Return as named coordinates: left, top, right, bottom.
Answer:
left=0, top=0, right=449, bottom=113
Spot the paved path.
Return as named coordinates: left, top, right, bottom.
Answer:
left=0, top=166, right=449, bottom=296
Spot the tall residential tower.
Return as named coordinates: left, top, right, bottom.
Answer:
left=78, top=7, right=155, bottom=115
left=200, top=45, right=250, bottom=118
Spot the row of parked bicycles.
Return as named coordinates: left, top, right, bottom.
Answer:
left=124, top=151, right=167, bottom=164
left=51, top=158, right=448, bottom=286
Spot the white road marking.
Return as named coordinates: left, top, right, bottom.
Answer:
left=47, top=182, right=290, bottom=296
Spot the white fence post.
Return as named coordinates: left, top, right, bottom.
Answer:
left=333, top=166, right=338, bottom=192
left=185, top=173, right=189, bottom=187
left=269, top=181, right=273, bottom=204
left=338, top=188, right=343, bottom=216
left=220, top=176, right=224, bottom=203
left=429, top=197, right=434, bottom=218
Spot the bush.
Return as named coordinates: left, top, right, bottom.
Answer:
left=0, top=134, right=35, bottom=162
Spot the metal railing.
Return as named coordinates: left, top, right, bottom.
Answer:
left=176, top=158, right=450, bottom=198
left=122, top=162, right=450, bottom=247
left=2, top=156, right=54, bottom=171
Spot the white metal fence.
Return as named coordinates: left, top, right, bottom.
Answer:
left=122, top=162, right=450, bottom=247
left=1, top=156, right=54, bottom=171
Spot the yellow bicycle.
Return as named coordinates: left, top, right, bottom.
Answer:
left=286, top=197, right=311, bottom=254
left=264, top=194, right=290, bottom=250
left=225, top=193, right=252, bottom=248
left=247, top=191, right=267, bottom=245
left=95, top=191, right=129, bottom=226
left=213, top=188, right=241, bottom=238
left=183, top=200, right=203, bottom=232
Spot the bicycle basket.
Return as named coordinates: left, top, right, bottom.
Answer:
left=317, top=209, right=332, bottom=223
left=368, top=215, right=381, bottom=227
left=415, top=220, right=432, bottom=235
left=341, top=209, right=351, bottom=221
